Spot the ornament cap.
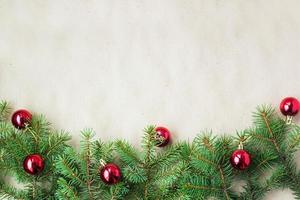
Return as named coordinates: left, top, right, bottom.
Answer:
left=286, top=115, right=293, bottom=124
left=238, top=142, right=244, bottom=150
left=100, top=159, right=107, bottom=167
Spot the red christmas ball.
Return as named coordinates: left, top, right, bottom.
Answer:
left=100, top=163, right=122, bottom=185
left=11, top=109, right=32, bottom=129
left=23, top=154, right=45, bottom=175
left=230, top=149, right=251, bottom=170
left=280, top=97, right=300, bottom=116
left=155, top=126, right=171, bottom=147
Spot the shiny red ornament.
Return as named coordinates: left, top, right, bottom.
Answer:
left=11, top=109, right=32, bottom=129
left=280, top=97, right=300, bottom=116
left=230, top=149, right=251, bottom=170
left=100, top=163, right=122, bottom=185
left=23, top=154, right=45, bottom=175
left=155, top=126, right=171, bottom=147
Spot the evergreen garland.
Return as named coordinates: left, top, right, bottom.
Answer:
left=0, top=100, right=300, bottom=200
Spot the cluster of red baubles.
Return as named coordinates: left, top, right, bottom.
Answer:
left=10, top=96, right=300, bottom=183
left=230, top=96, right=300, bottom=170
left=10, top=109, right=171, bottom=184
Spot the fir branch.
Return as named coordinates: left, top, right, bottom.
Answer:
left=192, top=154, right=218, bottom=168
left=9, top=131, right=31, bottom=156
left=58, top=156, right=85, bottom=185
left=287, top=125, right=300, bottom=150
left=142, top=125, right=157, bottom=166
left=114, top=141, right=142, bottom=166
left=93, top=141, right=114, bottom=161
left=260, top=111, right=281, bottom=153
left=1, top=99, right=300, bottom=199
left=202, top=136, right=215, bottom=153
left=248, top=105, right=300, bottom=198
left=45, top=130, right=70, bottom=156
left=81, top=129, right=94, bottom=200
left=123, top=165, right=146, bottom=183
left=0, top=184, right=27, bottom=200
left=184, top=183, right=219, bottom=192
left=218, top=165, right=230, bottom=200
left=187, top=135, right=236, bottom=199
left=56, top=178, right=80, bottom=200
left=141, top=126, right=156, bottom=200
left=0, top=101, right=10, bottom=121
left=153, top=160, right=186, bottom=189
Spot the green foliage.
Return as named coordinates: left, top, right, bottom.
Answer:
left=0, top=101, right=10, bottom=121
left=1, top=100, right=300, bottom=199
left=0, top=103, right=71, bottom=200
left=114, top=125, right=188, bottom=200
left=55, top=129, right=129, bottom=200
left=178, top=133, right=238, bottom=199
left=239, top=105, right=300, bottom=199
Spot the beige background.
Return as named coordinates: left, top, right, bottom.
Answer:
left=0, top=0, right=300, bottom=199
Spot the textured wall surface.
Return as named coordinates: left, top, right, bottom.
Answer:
left=0, top=1, right=300, bottom=199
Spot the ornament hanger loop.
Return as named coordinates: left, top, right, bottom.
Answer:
left=100, top=159, right=107, bottom=167
left=238, top=142, right=244, bottom=150
left=286, top=115, right=293, bottom=125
